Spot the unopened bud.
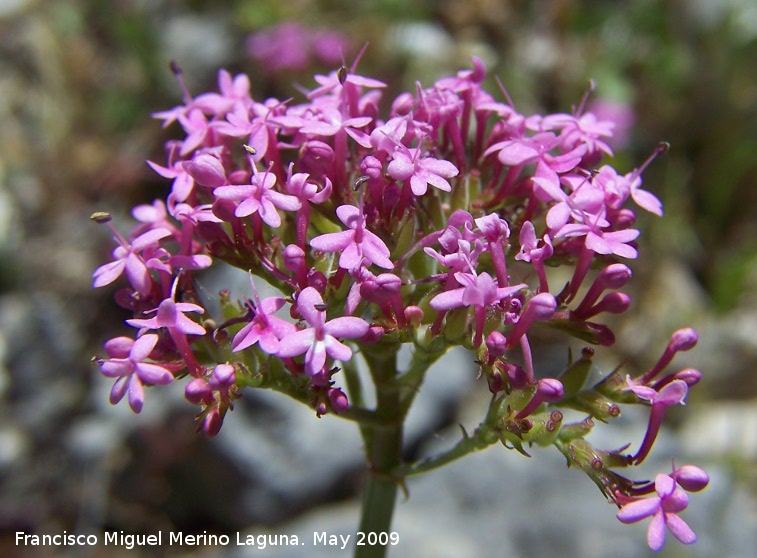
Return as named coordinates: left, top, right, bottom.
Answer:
left=184, top=154, right=227, bottom=187
left=283, top=244, right=306, bottom=272
left=209, top=364, right=236, bottom=390
left=185, top=378, right=213, bottom=405
left=404, top=305, right=424, bottom=327
left=328, top=388, right=349, bottom=413
left=671, top=464, right=709, bottom=492
left=486, top=331, right=508, bottom=358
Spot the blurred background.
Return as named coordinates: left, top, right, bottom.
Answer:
left=1, top=0, right=755, bottom=556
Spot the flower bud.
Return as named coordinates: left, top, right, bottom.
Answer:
left=185, top=378, right=213, bottom=405
left=640, top=327, right=699, bottom=383
left=391, top=92, right=414, bottom=116
left=613, top=209, right=636, bottom=228
left=670, top=328, right=699, bottom=352
left=360, top=273, right=402, bottom=304
left=203, top=407, right=223, bottom=436
left=486, top=331, right=508, bottom=358
left=184, top=154, right=226, bottom=187
left=283, top=244, right=305, bottom=272
left=674, top=368, right=702, bottom=386
left=283, top=244, right=308, bottom=287
left=404, top=305, right=424, bottom=327
left=209, top=364, right=236, bottom=390
left=299, top=140, right=334, bottom=178
left=671, top=464, right=710, bottom=492
left=501, top=362, right=528, bottom=390
left=328, top=388, right=349, bottom=413
left=212, top=198, right=238, bottom=222
left=360, top=326, right=386, bottom=345
left=599, top=263, right=633, bottom=289
left=590, top=292, right=632, bottom=316
left=360, top=155, right=384, bottom=180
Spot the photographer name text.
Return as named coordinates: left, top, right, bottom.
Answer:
left=15, top=530, right=400, bottom=550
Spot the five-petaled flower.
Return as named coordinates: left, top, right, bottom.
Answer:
left=98, top=334, right=174, bottom=413
left=617, top=474, right=697, bottom=551
left=277, top=287, right=370, bottom=375
left=387, top=147, right=459, bottom=196
left=310, top=204, right=393, bottom=270
left=214, top=169, right=301, bottom=227
left=232, top=289, right=296, bottom=354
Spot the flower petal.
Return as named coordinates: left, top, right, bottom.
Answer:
left=277, top=329, right=316, bottom=358
left=130, top=334, right=159, bottom=362
left=136, top=362, right=174, bottom=385
left=296, top=287, right=325, bottom=327
left=310, top=230, right=355, bottom=253
left=664, top=513, right=697, bottom=545
left=325, top=336, right=353, bottom=362
left=617, top=497, right=661, bottom=523
left=430, top=288, right=466, bottom=311
left=647, top=512, right=666, bottom=551
left=324, top=316, right=370, bottom=339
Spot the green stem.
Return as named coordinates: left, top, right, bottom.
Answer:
left=355, top=343, right=402, bottom=558
left=398, top=422, right=499, bottom=478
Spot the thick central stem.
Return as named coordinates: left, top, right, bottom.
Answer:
left=356, top=343, right=402, bottom=558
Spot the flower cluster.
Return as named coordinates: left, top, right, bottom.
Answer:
left=92, top=54, right=707, bottom=551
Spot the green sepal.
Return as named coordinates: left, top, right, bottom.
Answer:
left=558, top=390, right=621, bottom=422
left=309, top=206, right=343, bottom=235
left=545, top=318, right=616, bottom=346
left=559, top=351, right=595, bottom=399
left=557, top=416, right=595, bottom=442
left=391, top=213, right=417, bottom=262
left=593, top=365, right=638, bottom=403
left=443, top=306, right=470, bottom=341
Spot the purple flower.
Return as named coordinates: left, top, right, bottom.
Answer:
left=299, top=106, right=373, bottom=148
left=277, top=287, right=370, bottom=375
left=430, top=272, right=526, bottom=347
left=617, top=474, right=697, bottom=551
left=98, top=334, right=174, bottom=413
left=310, top=205, right=393, bottom=270
left=92, top=228, right=172, bottom=294
left=387, top=147, right=459, bottom=196
left=214, top=170, right=301, bottom=227
left=232, top=279, right=296, bottom=354
left=127, top=297, right=206, bottom=336
left=127, top=296, right=206, bottom=377
left=515, top=221, right=553, bottom=292
left=626, top=376, right=689, bottom=464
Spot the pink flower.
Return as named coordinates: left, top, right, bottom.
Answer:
left=92, top=228, right=172, bottom=294
left=310, top=205, right=393, bottom=270
left=232, top=279, right=296, bottom=354
left=277, top=287, right=370, bottom=375
left=387, top=147, right=459, bottom=196
left=430, top=272, right=526, bottom=347
left=515, top=221, right=553, bottom=292
left=127, top=296, right=206, bottom=377
left=617, top=474, right=697, bottom=551
left=626, top=376, right=689, bottom=464
left=127, top=297, right=206, bottom=336
left=213, top=170, right=301, bottom=228
left=98, top=334, right=174, bottom=413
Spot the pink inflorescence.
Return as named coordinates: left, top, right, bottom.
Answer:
left=92, top=53, right=706, bottom=551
